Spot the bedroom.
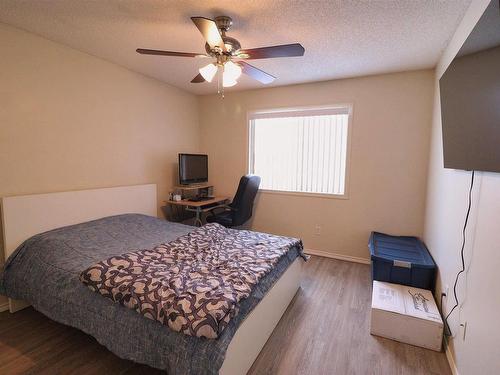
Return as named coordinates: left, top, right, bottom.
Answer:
left=0, top=1, right=499, bottom=374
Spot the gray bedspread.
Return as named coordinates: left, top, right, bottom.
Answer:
left=0, top=214, right=301, bottom=374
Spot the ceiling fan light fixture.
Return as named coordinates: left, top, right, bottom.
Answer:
left=224, top=61, right=242, bottom=80
left=223, top=77, right=238, bottom=87
left=199, top=63, right=217, bottom=82
left=222, top=63, right=239, bottom=87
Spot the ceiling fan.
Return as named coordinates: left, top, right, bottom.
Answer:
left=136, top=16, right=305, bottom=94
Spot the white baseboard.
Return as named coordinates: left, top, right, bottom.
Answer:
left=444, top=338, right=459, bottom=375
left=0, top=301, right=9, bottom=313
left=305, top=248, right=371, bottom=265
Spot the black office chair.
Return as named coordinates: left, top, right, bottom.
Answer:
left=206, top=175, right=261, bottom=228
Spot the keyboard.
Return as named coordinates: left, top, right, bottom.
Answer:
left=188, top=196, right=214, bottom=202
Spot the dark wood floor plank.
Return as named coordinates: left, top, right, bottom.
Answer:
left=0, top=256, right=451, bottom=374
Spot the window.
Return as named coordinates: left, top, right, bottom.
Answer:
left=248, top=106, right=351, bottom=197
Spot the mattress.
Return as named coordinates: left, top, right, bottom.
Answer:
left=0, top=214, right=301, bottom=374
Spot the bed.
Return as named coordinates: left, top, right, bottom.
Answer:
left=0, top=184, right=304, bottom=374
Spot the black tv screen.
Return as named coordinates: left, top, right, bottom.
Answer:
left=178, top=154, right=208, bottom=184
left=439, top=0, right=500, bottom=173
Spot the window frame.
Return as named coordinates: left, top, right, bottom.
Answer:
left=247, top=104, right=353, bottom=200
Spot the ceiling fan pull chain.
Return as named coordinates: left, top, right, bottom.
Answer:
left=221, top=65, right=225, bottom=98
left=217, top=67, right=221, bottom=95
left=217, top=65, right=225, bottom=98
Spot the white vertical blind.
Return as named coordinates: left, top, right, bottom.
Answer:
left=249, top=108, right=349, bottom=195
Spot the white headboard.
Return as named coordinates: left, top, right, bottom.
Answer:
left=1, top=184, right=157, bottom=260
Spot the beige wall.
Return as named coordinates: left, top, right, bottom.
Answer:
left=424, top=1, right=500, bottom=374
left=0, top=24, right=200, bottom=306
left=199, top=70, right=434, bottom=260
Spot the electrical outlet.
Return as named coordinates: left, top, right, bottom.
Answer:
left=315, top=224, right=322, bottom=236
left=460, top=321, right=467, bottom=341
left=441, top=284, right=449, bottom=309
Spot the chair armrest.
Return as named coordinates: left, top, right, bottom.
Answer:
left=207, top=204, right=232, bottom=216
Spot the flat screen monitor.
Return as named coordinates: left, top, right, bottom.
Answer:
left=439, top=0, right=500, bottom=173
left=178, top=153, right=208, bottom=185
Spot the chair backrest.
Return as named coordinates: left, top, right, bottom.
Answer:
left=230, top=175, right=261, bottom=227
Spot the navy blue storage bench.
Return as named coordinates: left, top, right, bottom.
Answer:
left=369, top=232, right=436, bottom=291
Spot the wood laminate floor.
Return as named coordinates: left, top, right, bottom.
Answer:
left=0, top=256, right=451, bottom=375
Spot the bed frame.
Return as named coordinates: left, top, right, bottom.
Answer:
left=1, top=183, right=302, bottom=375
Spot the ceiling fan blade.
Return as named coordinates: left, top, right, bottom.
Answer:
left=238, top=62, right=275, bottom=84
left=136, top=48, right=207, bottom=58
left=237, top=43, right=305, bottom=59
left=191, top=17, right=226, bottom=51
left=191, top=73, right=206, bottom=83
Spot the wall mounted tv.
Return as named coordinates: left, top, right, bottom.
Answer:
left=178, top=153, right=208, bottom=185
left=439, top=0, right=500, bottom=173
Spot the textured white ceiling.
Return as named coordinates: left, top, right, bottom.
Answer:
left=0, top=0, right=472, bottom=95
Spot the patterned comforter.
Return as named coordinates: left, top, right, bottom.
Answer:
left=80, top=223, right=304, bottom=339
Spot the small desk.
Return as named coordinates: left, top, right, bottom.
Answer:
left=166, top=196, right=229, bottom=226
